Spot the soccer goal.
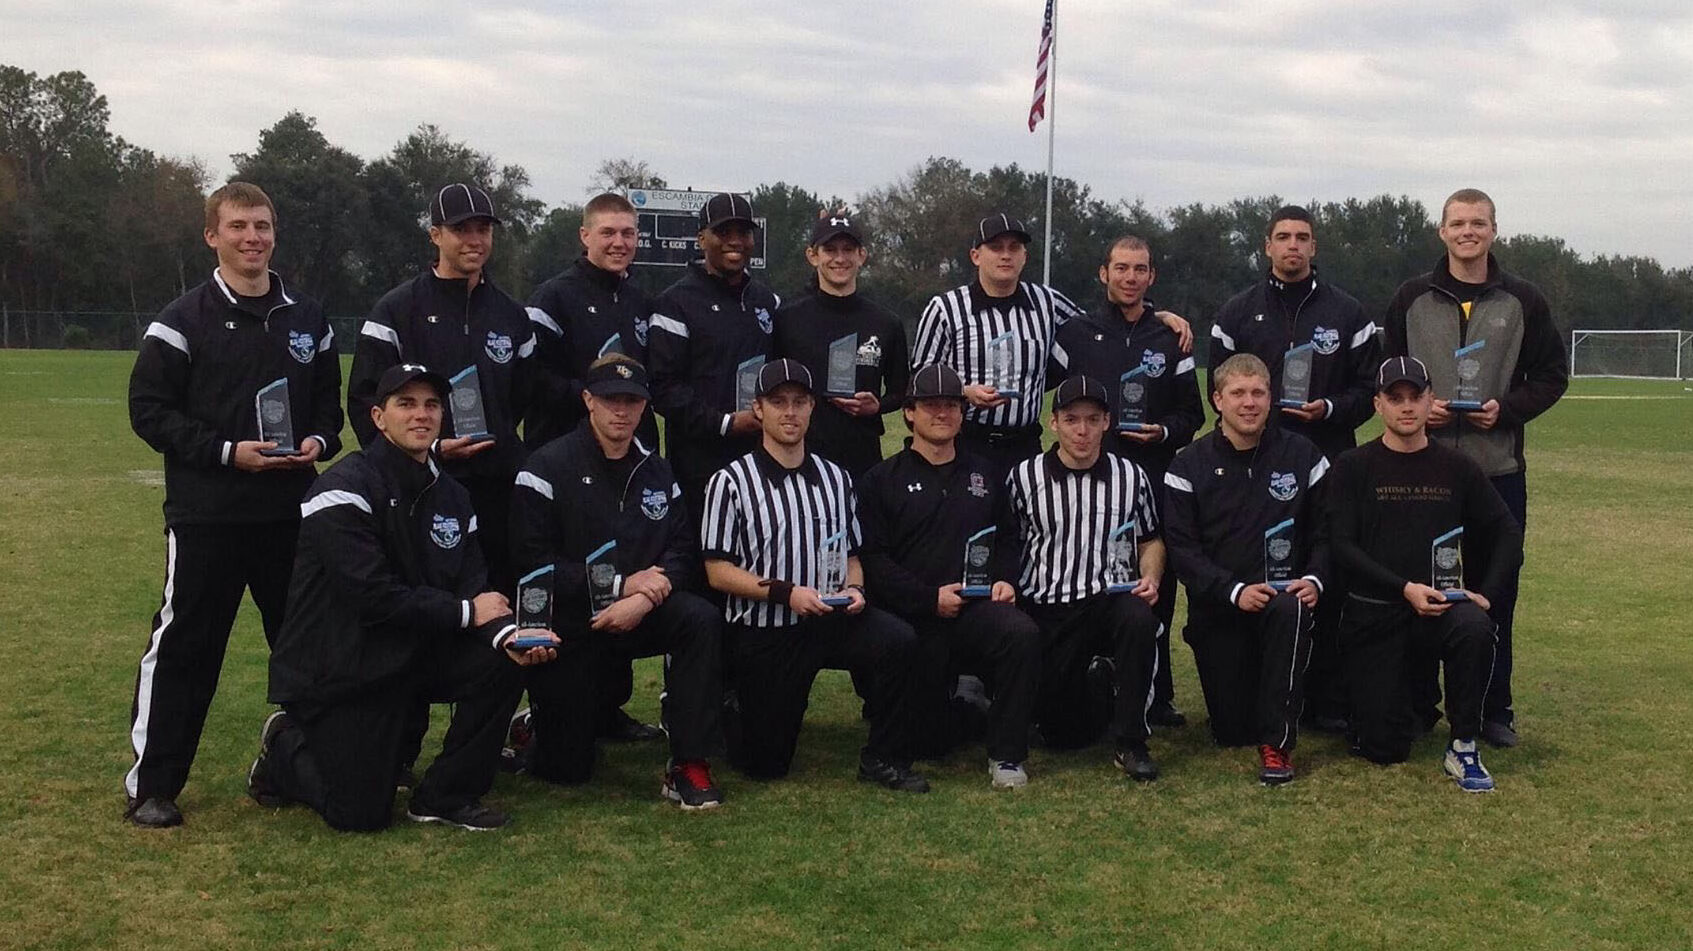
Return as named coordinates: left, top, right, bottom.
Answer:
left=1569, top=329, right=1693, bottom=380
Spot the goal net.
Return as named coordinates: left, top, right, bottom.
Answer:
left=1569, top=329, right=1692, bottom=379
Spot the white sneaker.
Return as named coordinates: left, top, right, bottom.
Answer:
left=1443, top=739, right=1496, bottom=793
left=989, top=759, right=1029, bottom=789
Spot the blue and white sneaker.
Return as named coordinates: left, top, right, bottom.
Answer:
left=1443, top=739, right=1495, bottom=793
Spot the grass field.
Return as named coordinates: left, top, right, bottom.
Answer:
left=2, top=350, right=1691, bottom=950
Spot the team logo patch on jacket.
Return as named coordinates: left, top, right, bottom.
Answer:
left=640, top=487, right=669, bottom=520
left=287, top=330, right=316, bottom=364
left=485, top=331, right=514, bottom=364
left=633, top=316, right=650, bottom=347
left=857, top=335, right=883, bottom=367
left=430, top=514, right=463, bottom=549
left=1312, top=326, right=1341, bottom=355
left=1267, top=471, right=1299, bottom=501
left=755, top=307, right=773, bottom=334
left=968, top=472, right=988, bottom=498
left=1142, top=350, right=1167, bottom=377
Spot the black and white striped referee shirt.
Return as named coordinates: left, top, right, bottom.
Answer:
left=1006, top=448, right=1160, bottom=606
left=700, top=446, right=861, bottom=628
left=911, top=280, right=1084, bottom=430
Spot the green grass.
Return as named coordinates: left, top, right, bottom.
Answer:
left=2, top=350, right=1691, bottom=949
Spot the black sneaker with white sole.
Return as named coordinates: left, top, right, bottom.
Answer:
left=247, top=709, right=292, bottom=808
left=857, top=754, right=930, bottom=793
left=406, top=800, right=509, bottom=831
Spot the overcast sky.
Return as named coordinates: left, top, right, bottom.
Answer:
left=5, top=0, right=1690, bottom=266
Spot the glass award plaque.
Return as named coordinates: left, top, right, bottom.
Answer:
left=1118, top=366, right=1150, bottom=432
left=825, top=333, right=859, bottom=397
left=1105, top=522, right=1138, bottom=594
left=819, top=529, right=852, bottom=608
left=1450, top=339, right=1487, bottom=412
left=448, top=365, right=493, bottom=442
left=585, top=540, right=619, bottom=616
left=961, top=526, right=995, bottom=598
left=255, top=377, right=297, bottom=456
left=1264, top=517, right=1296, bottom=591
left=516, top=564, right=554, bottom=631
left=1279, top=343, right=1316, bottom=408
left=597, top=333, right=624, bottom=359
left=735, top=356, right=764, bottom=412
left=1431, top=526, right=1468, bottom=601
left=989, top=331, right=1021, bottom=399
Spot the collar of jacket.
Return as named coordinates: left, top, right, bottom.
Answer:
left=368, top=433, right=440, bottom=497
left=753, top=442, right=820, bottom=485
left=687, top=259, right=752, bottom=300
left=1429, top=252, right=1502, bottom=297
left=565, top=418, right=653, bottom=470
left=1091, top=299, right=1160, bottom=334
left=1208, top=423, right=1276, bottom=458
left=211, top=268, right=296, bottom=318
left=968, top=280, right=1033, bottom=317
left=810, top=287, right=861, bottom=312
left=1265, top=269, right=1319, bottom=297
left=1041, top=445, right=1113, bottom=482
left=572, top=254, right=625, bottom=292
left=426, top=267, right=491, bottom=299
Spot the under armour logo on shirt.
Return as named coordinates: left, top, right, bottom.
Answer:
left=907, top=482, right=923, bottom=493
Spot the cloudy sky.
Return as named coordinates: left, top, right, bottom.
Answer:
left=5, top=0, right=1690, bottom=266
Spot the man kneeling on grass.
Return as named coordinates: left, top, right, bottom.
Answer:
left=248, top=364, right=555, bottom=831
left=1327, top=357, right=1521, bottom=792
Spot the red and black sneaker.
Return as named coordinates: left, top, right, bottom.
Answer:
left=1258, top=744, right=1295, bottom=786
left=662, top=760, right=725, bottom=811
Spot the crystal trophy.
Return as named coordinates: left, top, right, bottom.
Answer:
left=597, top=333, right=624, bottom=359
left=448, top=365, right=493, bottom=442
left=1105, top=522, right=1138, bottom=594
left=1117, top=366, right=1150, bottom=432
left=961, top=526, right=995, bottom=598
left=1450, top=340, right=1487, bottom=412
left=819, top=529, right=852, bottom=608
left=1264, top=517, right=1296, bottom=591
left=1279, top=343, right=1316, bottom=408
left=735, top=356, right=764, bottom=412
left=989, top=331, right=1021, bottom=399
left=825, top=334, right=859, bottom=397
left=255, top=377, right=297, bottom=456
left=516, top=564, right=555, bottom=630
left=1430, top=527, right=1468, bottom=601
left=504, top=564, right=557, bottom=650
left=585, top=540, right=620, bottom=616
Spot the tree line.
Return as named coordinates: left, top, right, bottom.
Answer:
left=4, top=65, right=1689, bottom=352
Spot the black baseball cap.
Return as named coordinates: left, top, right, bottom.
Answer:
left=376, top=363, right=450, bottom=402
left=906, top=364, right=965, bottom=403
left=810, top=211, right=864, bottom=247
left=1376, top=356, right=1432, bottom=393
left=430, top=183, right=502, bottom=227
left=584, top=357, right=650, bottom=400
left=1053, top=374, right=1109, bottom=410
left=755, top=358, right=813, bottom=397
left=975, top=213, right=1032, bottom=248
left=699, top=192, right=757, bottom=231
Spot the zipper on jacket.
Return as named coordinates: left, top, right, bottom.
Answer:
left=618, top=450, right=652, bottom=512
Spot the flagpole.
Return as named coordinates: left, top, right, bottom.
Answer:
left=1041, top=0, right=1057, bottom=287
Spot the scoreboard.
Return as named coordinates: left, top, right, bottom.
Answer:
left=627, top=188, right=767, bottom=269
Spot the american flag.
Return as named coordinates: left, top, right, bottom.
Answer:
left=1027, top=0, right=1055, bottom=132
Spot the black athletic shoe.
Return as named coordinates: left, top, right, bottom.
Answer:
left=406, top=800, right=509, bottom=831
left=126, top=796, right=183, bottom=828
left=1481, top=719, right=1519, bottom=748
left=661, top=760, right=725, bottom=810
left=857, top=754, right=930, bottom=793
left=248, top=710, right=292, bottom=807
left=1146, top=700, right=1188, bottom=728
left=1113, top=744, right=1160, bottom=783
left=599, top=709, right=665, bottom=743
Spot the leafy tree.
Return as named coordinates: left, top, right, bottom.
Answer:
left=589, top=157, right=666, bottom=191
